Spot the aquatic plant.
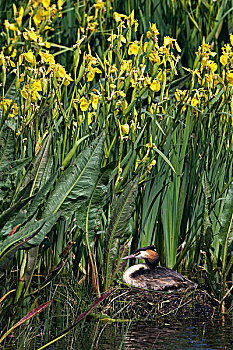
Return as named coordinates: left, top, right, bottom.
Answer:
left=0, top=0, right=233, bottom=346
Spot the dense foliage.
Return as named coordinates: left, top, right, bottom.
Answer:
left=0, top=0, right=233, bottom=347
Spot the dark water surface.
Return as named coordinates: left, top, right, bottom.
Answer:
left=46, top=316, right=233, bottom=350
left=95, top=318, right=233, bottom=350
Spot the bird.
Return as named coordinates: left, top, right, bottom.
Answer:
left=122, top=245, right=197, bottom=291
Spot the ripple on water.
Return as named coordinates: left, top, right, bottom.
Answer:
left=97, top=318, right=233, bottom=350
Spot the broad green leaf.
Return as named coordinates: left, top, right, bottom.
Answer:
left=0, top=213, right=60, bottom=261
left=26, top=173, right=58, bottom=218
left=77, top=162, right=114, bottom=247
left=0, top=225, right=42, bottom=278
left=0, top=174, right=57, bottom=237
left=219, top=183, right=233, bottom=256
left=43, top=132, right=105, bottom=218
left=0, top=196, right=33, bottom=230
left=0, top=213, right=60, bottom=278
left=0, top=158, right=31, bottom=176
left=23, top=213, right=61, bottom=249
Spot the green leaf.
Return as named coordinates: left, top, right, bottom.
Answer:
left=0, top=300, right=53, bottom=344
left=26, top=173, right=58, bottom=218
left=16, top=134, right=52, bottom=200
left=0, top=158, right=31, bottom=176
left=154, top=147, right=176, bottom=173
left=61, top=134, right=90, bottom=169
left=0, top=174, right=57, bottom=237
left=0, top=213, right=60, bottom=262
left=0, top=196, right=33, bottom=230
left=30, top=133, right=52, bottom=195
left=36, top=289, right=115, bottom=350
left=24, top=247, right=39, bottom=295
left=104, top=175, right=140, bottom=289
left=43, top=132, right=105, bottom=218
left=0, top=224, right=42, bottom=278
left=77, top=162, right=114, bottom=247
left=0, top=124, right=14, bottom=166
left=206, top=0, right=230, bottom=43
left=219, top=183, right=233, bottom=255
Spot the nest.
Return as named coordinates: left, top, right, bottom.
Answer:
left=102, top=285, right=218, bottom=321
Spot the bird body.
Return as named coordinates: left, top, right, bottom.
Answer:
left=122, top=245, right=197, bottom=291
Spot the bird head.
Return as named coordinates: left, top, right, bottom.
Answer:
left=122, top=245, right=159, bottom=268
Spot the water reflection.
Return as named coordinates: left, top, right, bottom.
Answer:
left=96, top=318, right=233, bottom=350
left=42, top=313, right=233, bottom=350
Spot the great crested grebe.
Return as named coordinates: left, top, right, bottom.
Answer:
left=122, top=245, right=197, bottom=291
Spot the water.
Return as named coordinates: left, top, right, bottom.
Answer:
left=95, top=318, right=233, bottom=350
left=23, top=294, right=233, bottom=350
left=6, top=315, right=233, bottom=349
left=39, top=316, right=233, bottom=350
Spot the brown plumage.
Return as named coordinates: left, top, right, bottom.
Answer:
left=122, top=245, right=197, bottom=291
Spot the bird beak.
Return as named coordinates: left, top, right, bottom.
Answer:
left=122, top=254, right=136, bottom=260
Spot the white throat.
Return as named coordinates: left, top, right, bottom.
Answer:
left=122, top=263, right=149, bottom=285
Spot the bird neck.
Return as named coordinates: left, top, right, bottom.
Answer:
left=145, top=254, right=159, bottom=269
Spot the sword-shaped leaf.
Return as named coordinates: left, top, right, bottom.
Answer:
left=0, top=124, right=14, bottom=166
left=0, top=300, right=53, bottom=344
left=37, top=289, right=114, bottom=350
left=16, top=134, right=52, bottom=198
left=104, top=175, right=140, bottom=289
